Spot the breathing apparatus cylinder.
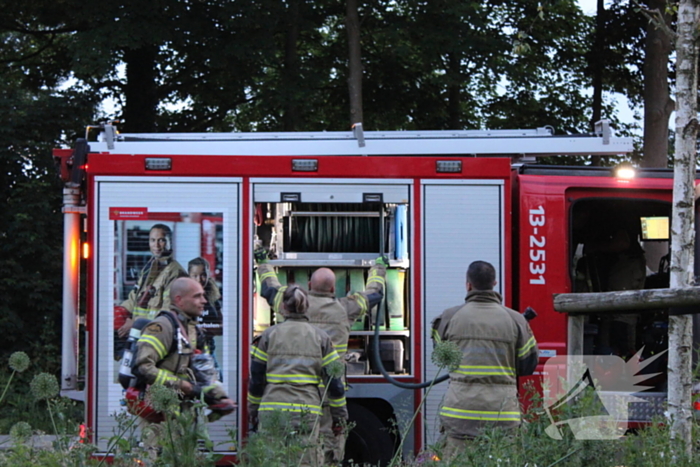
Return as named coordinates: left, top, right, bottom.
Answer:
left=118, top=318, right=151, bottom=389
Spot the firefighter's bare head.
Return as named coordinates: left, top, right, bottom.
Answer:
left=466, top=261, right=497, bottom=291
left=188, top=257, right=211, bottom=287
left=309, top=268, right=335, bottom=295
left=149, top=224, right=173, bottom=258
left=171, top=277, right=206, bottom=318
left=282, top=285, right=309, bottom=316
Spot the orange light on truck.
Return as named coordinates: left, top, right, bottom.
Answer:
left=82, top=242, right=90, bottom=259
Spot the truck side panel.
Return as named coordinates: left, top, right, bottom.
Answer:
left=92, top=177, right=241, bottom=450
left=421, top=180, right=507, bottom=447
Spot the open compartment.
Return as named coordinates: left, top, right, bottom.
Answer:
left=252, top=181, right=411, bottom=376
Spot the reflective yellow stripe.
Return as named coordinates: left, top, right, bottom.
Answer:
left=154, top=368, right=178, bottom=386
left=139, top=335, right=167, bottom=359
left=273, top=286, right=288, bottom=312
left=366, top=274, right=385, bottom=288
left=248, top=394, right=262, bottom=404
left=352, top=293, right=368, bottom=315
left=322, top=351, right=340, bottom=366
left=335, top=344, right=348, bottom=353
left=518, top=337, right=536, bottom=357
left=251, top=346, right=268, bottom=362
left=329, top=396, right=346, bottom=408
left=260, top=402, right=322, bottom=415
left=260, top=271, right=277, bottom=281
left=455, top=365, right=515, bottom=377
left=267, top=373, right=321, bottom=384
left=439, top=406, right=520, bottom=421
left=431, top=329, right=442, bottom=343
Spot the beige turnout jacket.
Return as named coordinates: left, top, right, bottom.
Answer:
left=433, top=290, right=538, bottom=439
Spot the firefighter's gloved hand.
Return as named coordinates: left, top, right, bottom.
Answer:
left=332, top=419, right=345, bottom=436
left=191, top=382, right=222, bottom=405
left=254, top=247, right=269, bottom=264
left=207, top=397, right=236, bottom=422
left=375, top=255, right=390, bottom=267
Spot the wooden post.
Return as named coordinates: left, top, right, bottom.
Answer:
left=553, top=287, right=700, bottom=314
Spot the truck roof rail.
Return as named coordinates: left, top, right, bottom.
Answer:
left=89, top=121, right=633, bottom=158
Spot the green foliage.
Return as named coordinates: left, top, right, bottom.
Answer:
left=30, top=373, right=60, bottom=401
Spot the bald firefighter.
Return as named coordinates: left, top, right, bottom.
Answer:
left=432, top=261, right=538, bottom=461
left=256, top=253, right=386, bottom=465
left=131, top=277, right=235, bottom=455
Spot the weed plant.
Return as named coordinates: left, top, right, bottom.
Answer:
left=3, top=350, right=700, bottom=466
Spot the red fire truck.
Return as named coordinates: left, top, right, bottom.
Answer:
left=56, top=122, right=683, bottom=464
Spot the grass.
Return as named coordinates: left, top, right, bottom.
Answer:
left=2, top=350, right=700, bottom=466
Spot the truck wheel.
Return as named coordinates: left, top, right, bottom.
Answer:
left=344, top=402, right=395, bottom=466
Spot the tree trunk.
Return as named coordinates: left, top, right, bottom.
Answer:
left=346, top=0, right=363, bottom=126
left=642, top=0, right=674, bottom=169
left=668, top=0, right=699, bottom=453
left=283, top=0, right=301, bottom=131
left=122, top=46, right=159, bottom=133
left=589, top=0, right=605, bottom=166
left=447, top=52, right=460, bottom=129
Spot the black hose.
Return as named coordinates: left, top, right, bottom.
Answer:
left=370, top=296, right=449, bottom=389
left=371, top=305, right=537, bottom=389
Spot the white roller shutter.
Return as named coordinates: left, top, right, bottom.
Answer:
left=421, top=180, right=505, bottom=445
left=94, top=177, right=240, bottom=452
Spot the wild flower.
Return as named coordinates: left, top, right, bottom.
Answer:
left=9, top=421, right=32, bottom=443
left=148, top=383, right=180, bottom=414
left=325, top=360, right=344, bottom=380
left=1, top=351, right=32, bottom=405
left=8, top=351, right=30, bottom=373
left=431, top=341, right=461, bottom=372
left=30, top=372, right=59, bottom=400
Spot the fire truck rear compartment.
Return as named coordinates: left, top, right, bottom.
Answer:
left=253, top=198, right=411, bottom=377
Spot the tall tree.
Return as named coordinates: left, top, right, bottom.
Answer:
left=668, top=0, right=698, bottom=453
left=346, top=0, right=363, bottom=126
left=642, top=0, right=674, bottom=168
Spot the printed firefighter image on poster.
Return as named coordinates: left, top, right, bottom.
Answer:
left=112, top=212, right=224, bottom=380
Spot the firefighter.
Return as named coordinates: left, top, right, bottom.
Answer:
left=248, top=285, right=348, bottom=467
left=115, top=224, right=188, bottom=359
left=431, top=261, right=538, bottom=461
left=256, top=252, right=386, bottom=465
left=131, top=277, right=235, bottom=457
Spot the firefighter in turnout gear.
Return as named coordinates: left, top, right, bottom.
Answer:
left=115, top=224, right=187, bottom=359
left=432, top=261, right=538, bottom=461
left=248, top=285, right=348, bottom=467
left=256, top=253, right=386, bottom=465
left=131, top=277, right=235, bottom=455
